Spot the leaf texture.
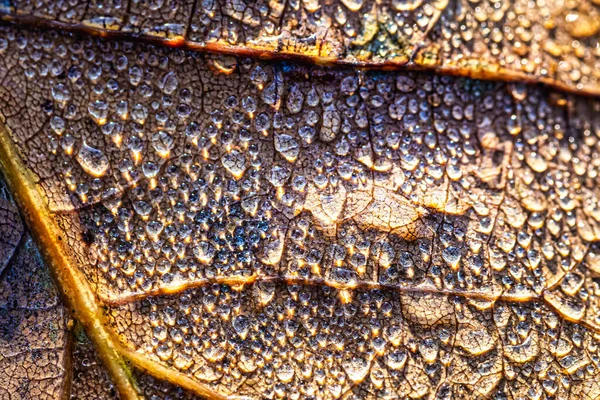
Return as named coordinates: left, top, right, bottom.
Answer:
left=0, top=5, right=600, bottom=400
left=0, top=174, right=71, bottom=400
left=1, top=0, right=600, bottom=94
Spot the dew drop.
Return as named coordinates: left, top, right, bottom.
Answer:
left=0, top=38, right=7, bottom=54
left=342, top=356, right=369, bottom=383
left=76, top=142, right=109, bottom=178
left=151, top=131, right=174, bottom=158
left=159, top=71, right=179, bottom=95
left=565, top=11, right=600, bottom=39
left=50, top=116, right=66, bottom=135
left=507, top=114, right=522, bottom=135
left=133, top=201, right=152, bottom=217
left=525, top=152, right=548, bottom=173
left=193, top=241, right=215, bottom=264
left=146, top=220, right=164, bottom=237
left=52, top=83, right=71, bottom=103
left=509, top=83, right=527, bottom=101
left=385, top=350, right=407, bottom=370
left=142, top=162, right=160, bottom=178
left=222, top=150, right=247, bottom=179
left=419, top=338, right=439, bottom=363
left=286, top=84, right=304, bottom=114
left=442, top=246, right=461, bottom=270
left=88, top=100, right=109, bottom=125
left=232, top=314, right=250, bottom=339
left=274, top=134, right=300, bottom=162
left=276, top=364, right=295, bottom=383
left=396, top=76, right=416, bottom=92
left=340, top=0, right=364, bottom=11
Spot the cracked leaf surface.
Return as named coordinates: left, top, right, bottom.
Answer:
left=1, top=5, right=600, bottom=399
left=0, top=174, right=68, bottom=399
left=1, top=0, right=600, bottom=94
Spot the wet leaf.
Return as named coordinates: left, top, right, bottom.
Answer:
left=0, top=1, right=600, bottom=399
left=0, top=176, right=69, bottom=399
left=1, top=0, right=600, bottom=94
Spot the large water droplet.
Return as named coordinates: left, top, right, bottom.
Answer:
left=276, top=364, right=295, bottom=383
left=274, top=134, right=300, bottom=162
left=419, top=338, right=439, bottom=363
left=76, top=142, right=109, bottom=178
left=193, top=241, right=215, bottom=264
left=385, top=350, right=407, bottom=370
left=286, top=84, right=304, bottom=114
left=442, top=246, right=461, bottom=270
left=50, top=116, right=66, bottom=135
left=525, top=152, right=548, bottom=173
left=222, top=150, right=247, bottom=179
left=342, top=356, right=369, bottom=382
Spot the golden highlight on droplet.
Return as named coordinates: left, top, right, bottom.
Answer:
left=339, top=289, right=353, bottom=304
left=132, top=150, right=141, bottom=165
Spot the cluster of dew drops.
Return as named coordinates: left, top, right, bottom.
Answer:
left=26, top=25, right=589, bottom=304
left=3, top=10, right=600, bottom=400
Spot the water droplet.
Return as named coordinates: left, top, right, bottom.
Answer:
left=320, top=105, right=341, bottom=142
left=76, top=142, right=109, bottom=178
left=525, top=152, right=548, bottom=173
left=340, top=0, right=364, bottom=11
left=88, top=100, right=108, bottom=125
left=146, top=220, right=164, bottom=237
left=255, top=282, right=276, bottom=305
left=0, top=38, right=7, bottom=54
left=276, top=364, right=295, bottom=383
left=173, top=353, right=193, bottom=370
left=385, top=350, right=407, bottom=370
left=392, top=0, right=423, bottom=11
left=509, top=83, right=527, bottom=101
left=133, top=201, right=152, bottom=217
left=50, top=116, right=65, bottom=135
left=507, top=114, right=522, bottom=135
left=286, top=84, right=304, bottom=114
left=396, top=76, right=416, bottom=92
left=342, top=356, right=369, bottom=383
left=560, top=272, right=584, bottom=296
left=151, top=131, right=174, bottom=158
left=419, top=338, right=439, bottom=363
left=52, top=83, right=71, bottom=103
left=142, top=162, right=160, bottom=178
left=565, top=11, right=600, bottom=39
left=193, top=241, right=215, bottom=264
left=442, top=246, right=461, bottom=270
left=159, top=71, right=179, bottom=95
left=222, top=150, right=247, bottom=179
left=274, top=134, right=300, bottom=162
left=232, top=314, right=250, bottom=339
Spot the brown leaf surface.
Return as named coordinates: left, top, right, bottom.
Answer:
left=0, top=174, right=70, bottom=400
left=1, top=0, right=600, bottom=95
left=0, top=171, right=203, bottom=399
left=72, top=328, right=203, bottom=399
left=2, top=12, right=600, bottom=400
